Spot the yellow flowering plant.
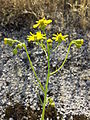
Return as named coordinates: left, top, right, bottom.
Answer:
left=4, top=17, right=84, bottom=120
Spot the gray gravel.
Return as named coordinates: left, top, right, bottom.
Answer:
left=0, top=28, right=90, bottom=120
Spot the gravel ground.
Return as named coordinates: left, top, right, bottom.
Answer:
left=0, top=25, right=90, bottom=120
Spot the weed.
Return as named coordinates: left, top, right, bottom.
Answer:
left=4, top=17, right=83, bottom=120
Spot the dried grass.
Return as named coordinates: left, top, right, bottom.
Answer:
left=0, top=0, right=89, bottom=29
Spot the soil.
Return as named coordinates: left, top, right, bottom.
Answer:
left=4, top=102, right=88, bottom=120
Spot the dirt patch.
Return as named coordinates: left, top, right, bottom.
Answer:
left=5, top=102, right=89, bottom=120
left=5, top=102, right=58, bottom=120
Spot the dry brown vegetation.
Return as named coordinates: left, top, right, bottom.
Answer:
left=0, top=0, right=90, bottom=29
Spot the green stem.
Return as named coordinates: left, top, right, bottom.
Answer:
left=50, top=41, right=73, bottom=76
left=14, top=40, right=21, bottom=43
left=23, top=43, right=44, bottom=93
left=41, top=43, right=50, bottom=120
left=38, top=42, right=48, bottom=60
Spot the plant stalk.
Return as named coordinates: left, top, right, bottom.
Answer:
left=23, top=43, right=44, bottom=92
left=41, top=43, right=50, bottom=120
left=50, top=42, right=73, bottom=75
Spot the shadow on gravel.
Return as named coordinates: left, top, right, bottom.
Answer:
left=5, top=102, right=58, bottom=120
left=5, top=102, right=88, bottom=120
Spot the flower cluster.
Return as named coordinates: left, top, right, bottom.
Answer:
left=4, top=38, right=14, bottom=46
left=27, top=18, right=69, bottom=46
left=72, top=39, right=84, bottom=48
left=4, top=38, right=25, bottom=55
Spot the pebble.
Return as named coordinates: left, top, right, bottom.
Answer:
left=0, top=27, right=90, bottom=119
left=9, top=118, right=14, bottom=120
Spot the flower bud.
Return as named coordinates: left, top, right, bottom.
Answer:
left=47, top=39, right=53, bottom=43
left=17, top=43, right=23, bottom=49
left=73, top=39, right=84, bottom=48
left=4, top=38, right=14, bottom=46
left=13, top=48, right=17, bottom=55
left=75, top=39, right=83, bottom=45
left=48, top=97, right=55, bottom=107
left=4, top=38, right=8, bottom=45
left=47, top=39, right=53, bottom=48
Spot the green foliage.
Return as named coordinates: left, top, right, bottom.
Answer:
left=4, top=17, right=84, bottom=120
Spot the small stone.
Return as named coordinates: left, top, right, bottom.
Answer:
left=22, top=116, right=28, bottom=120
left=7, top=102, right=12, bottom=106
left=9, top=118, right=14, bottom=120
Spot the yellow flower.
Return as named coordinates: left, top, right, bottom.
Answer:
left=33, top=17, right=52, bottom=30
left=36, top=31, right=46, bottom=40
left=27, top=31, right=46, bottom=42
left=52, top=33, right=68, bottom=43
